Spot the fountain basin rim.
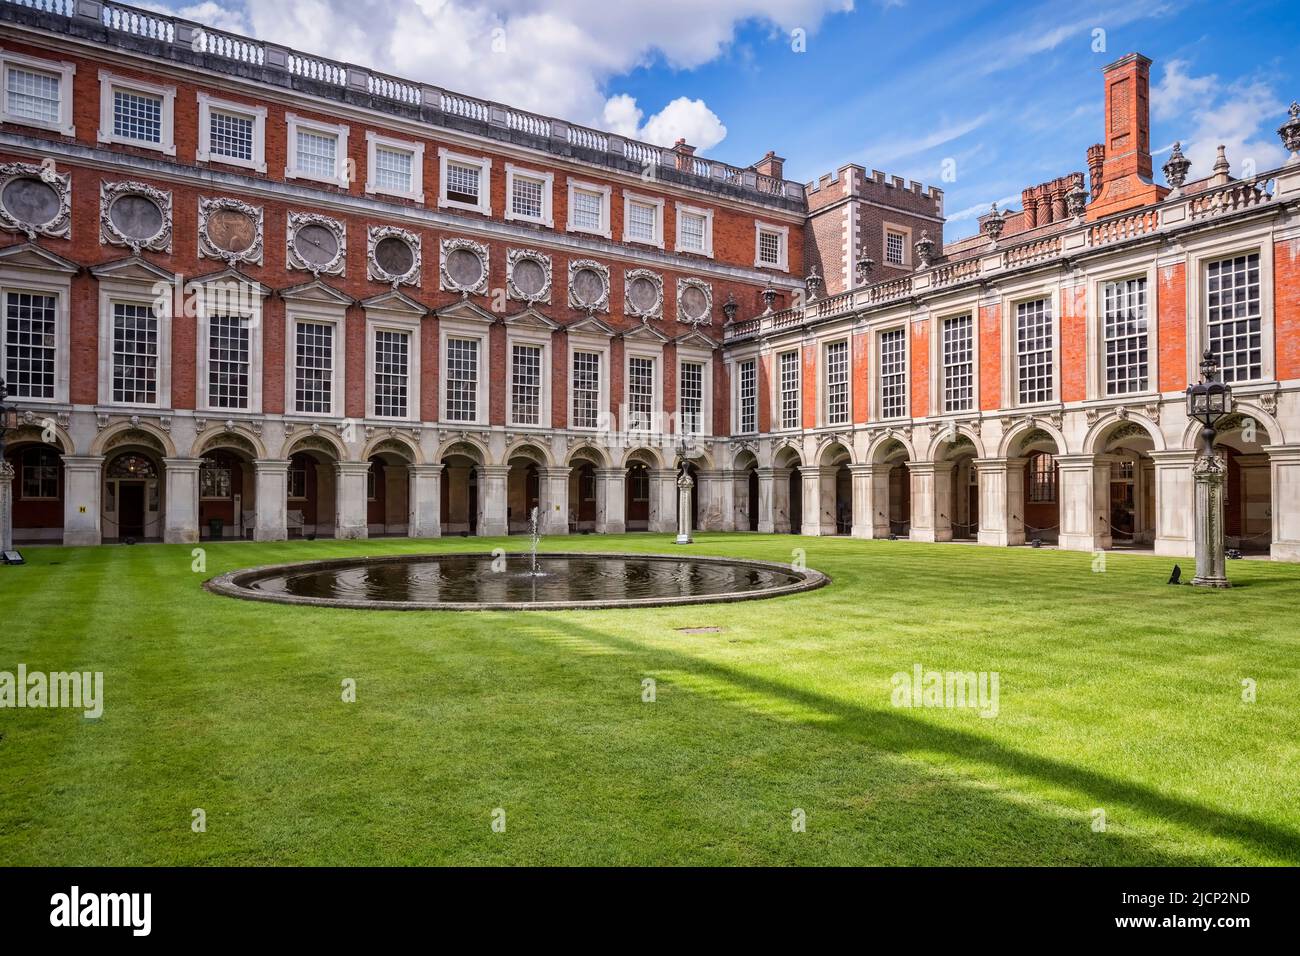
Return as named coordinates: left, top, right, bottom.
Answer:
left=203, top=551, right=829, bottom=611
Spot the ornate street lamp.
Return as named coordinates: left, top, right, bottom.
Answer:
left=675, top=432, right=697, bottom=545
left=1185, top=350, right=1233, bottom=587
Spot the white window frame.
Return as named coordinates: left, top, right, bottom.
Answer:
left=0, top=273, right=70, bottom=405
left=97, top=280, right=172, bottom=408
left=438, top=319, right=490, bottom=425
left=285, top=113, right=350, bottom=188
left=0, top=49, right=75, bottom=137
left=776, top=347, right=801, bottom=432
left=731, top=354, right=759, bottom=436
left=566, top=179, right=611, bottom=239
left=819, top=336, right=851, bottom=427
left=623, top=192, right=664, bottom=249
left=505, top=326, right=552, bottom=428
left=364, top=131, right=424, bottom=203
left=754, top=221, right=789, bottom=272
left=1084, top=259, right=1159, bottom=402
left=438, top=148, right=492, bottom=216
left=926, top=298, right=981, bottom=418
left=1183, top=231, right=1275, bottom=387
left=196, top=292, right=265, bottom=414
left=504, top=163, right=554, bottom=228
left=1000, top=286, right=1061, bottom=409
left=97, top=70, right=175, bottom=155
left=872, top=324, right=910, bottom=421
left=365, top=312, right=421, bottom=421
left=283, top=303, right=346, bottom=418
left=567, top=333, right=610, bottom=431
left=883, top=222, right=912, bottom=268
left=674, top=202, right=714, bottom=258
left=623, top=344, right=662, bottom=433
left=677, top=348, right=713, bottom=437
left=196, top=93, right=266, bottom=173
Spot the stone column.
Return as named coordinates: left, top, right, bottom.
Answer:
left=709, top=470, right=735, bottom=531
left=61, top=455, right=104, bottom=546
left=407, top=463, right=443, bottom=538
left=756, top=467, right=777, bottom=534
left=1192, top=453, right=1230, bottom=587
left=649, top=468, right=677, bottom=532
left=253, top=459, right=289, bottom=542
left=801, top=467, right=824, bottom=536
left=849, top=464, right=874, bottom=539
left=907, top=461, right=953, bottom=542
left=770, top=466, right=792, bottom=533
left=0, top=459, right=13, bottom=552
left=333, top=461, right=371, bottom=540
left=597, top=468, right=625, bottom=533
left=871, top=465, right=892, bottom=538
left=1266, top=445, right=1300, bottom=562
left=538, top=466, right=570, bottom=535
left=477, top=464, right=509, bottom=537
left=1057, top=454, right=1111, bottom=552
left=675, top=468, right=694, bottom=544
left=162, top=457, right=202, bottom=544
left=975, top=457, right=1026, bottom=546
left=1150, top=450, right=1195, bottom=556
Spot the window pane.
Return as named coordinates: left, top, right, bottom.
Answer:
left=572, top=350, right=600, bottom=428
left=679, top=212, right=706, bottom=251
left=680, top=361, right=703, bottom=434
left=758, top=230, right=782, bottom=266
left=4, top=291, right=56, bottom=399
left=825, top=340, right=849, bottom=424
left=511, top=343, right=541, bottom=425
left=6, top=67, right=60, bottom=124
left=113, top=88, right=162, bottom=143
left=112, top=302, right=158, bottom=404
left=21, top=448, right=59, bottom=499
left=1104, top=277, right=1148, bottom=394
left=446, top=162, right=480, bottom=205
left=627, top=201, right=656, bottom=241
left=780, top=350, right=800, bottom=429
left=210, top=109, right=254, bottom=161
left=1206, top=253, right=1261, bottom=383
left=1016, top=298, right=1053, bottom=404
left=628, top=356, right=654, bottom=429
left=942, top=314, right=973, bottom=413
left=296, top=128, right=337, bottom=178
left=511, top=175, right=545, bottom=219
left=375, top=146, right=413, bottom=193
left=739, top=359, right=756, bottom=434
left=879, top=329, right=907, bottom=419
left=572, top=189, right=603, bottom=231
left=374, top=329, right=409, bottom=418
left=886, top=231, right=905, bottom=265
left=208, top=314, right=249, bottom=409
left=294, top=321, right=333, bottom=413
left=446, top=337, right=478, bottom=422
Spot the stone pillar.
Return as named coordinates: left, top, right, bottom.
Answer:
left=539, top=466, right=570, bottom=535
left=0, top=460, right=13, bottom=552
left=709, top=470, right=735, bottom=531
left=253, top=459, right=289, bottom=542
left=597, top=468, right=625, bottom=533
left=975, top=457, right=1026, bottom=546
left=757, top=467, right=777, bottom=534
left=649, top=469, right=677, bottom=532
left=675, top=468, right=694, bottom=545
left=61, top=455, right=104, bottom=546
left=871, top=465, right=892, bottom=538
left=770, top=467, right=792, bottom=533
left=1149, top=450, right=1195, bottom=556
left=1192, top=454, right=1230, bottom=587
left=162, top=457, right=202, bottom=544
left=407, top=463, right=442, bottom=538
left=801, top=467, right=824, bottom=536
left=1057, top=454, right=1111, bottom=552
left=477, top=464, right=509, bottom=536
left=333, top=461, right=371, bottom=540
left=1267, top=445, right=1300, bottom=561
left=907, top=461, right=953, bottom=542
left=849, top=464, right=874, bottom=539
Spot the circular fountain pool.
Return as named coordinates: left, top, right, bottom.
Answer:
left=204, top=552, right=828, bottom=611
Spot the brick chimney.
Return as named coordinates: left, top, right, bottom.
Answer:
left=1086, top=144, right=1105, bottom=200
left=671, top=138, right=697, bottom=172
left=753, top=150, right=785, bottom=179
left=1087, top=53, right=1167, bottom=219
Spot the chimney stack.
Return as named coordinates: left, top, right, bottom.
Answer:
left=1086, top=144, right=1105, bottom=200
left=753, top=150, right=785, bottom=179
left=1087, top=53, right=1168, bottom=219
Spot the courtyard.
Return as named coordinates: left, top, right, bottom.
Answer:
left=1, top=534, right=1297, bottom=866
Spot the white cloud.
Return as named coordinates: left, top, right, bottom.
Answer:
left=1151, top=59, right=1217, bottom=121
left=177, top=0, right=850, bottom=155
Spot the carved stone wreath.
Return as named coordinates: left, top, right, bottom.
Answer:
left=100, top=180, right=173, bottom=254
left=367, top=225, right=422, bottom=288
left=0, top=162, right=72, bottom=240
left=623, top=268, right=663, bottom=320
left=506, top=248, right=552, bottom=304
left=198, top=196, right=264, bottom=266
left=567, top=259, right=610, bottom=313
left=440, top=237, right=489, bottom=296
left=286, top=211, right=347, bottom=276
left=676, top=276, right=713, bottom=325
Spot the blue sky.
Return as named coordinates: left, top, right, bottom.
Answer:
left=153, top=0, right=1300, bottom=240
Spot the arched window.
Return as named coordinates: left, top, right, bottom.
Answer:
left=21, top=447, right=59, bottom=499
left=200, top=454, right=234, bottom=499
left=107, top=453, right=158, bottom=479
left=1027, top=451, right=1057, bottom=503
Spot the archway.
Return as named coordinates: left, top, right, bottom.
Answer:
left=1092, top=421, right=1159, bottom=549
left=103, top=449, right=163, bottom=542
left=938, top=436, right=979, bottom=541
left=1215, top=414, right=1273, bottom=554
left=624, top=451, right=656, bottom=532
left=567, top=448, right=604, bottom=533
left=817, top=441, right=853, bottom=535
left=197, top=446, right=254, bottom=540
left=367, top=441, right=416, bottom=536
left=439, top=441, right=483, bottom=535
left=1010, top=429, right=1060, bottom=546
left=773, top=445, right=802, bottom=534
left=285, top=438, right=340, bottom=539
left=3, top=438, right=65, bottom=543
left=871, top=438, right=911, bottom=539
left=733, top=449, right=759, bottom=532
left=506, top=445, right=547, bottom=534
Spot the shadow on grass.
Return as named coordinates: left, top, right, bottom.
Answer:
left=540, top=617, right=1300, bottom=865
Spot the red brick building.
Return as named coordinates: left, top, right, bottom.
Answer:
left=1, top=1, right=1298, bottom=560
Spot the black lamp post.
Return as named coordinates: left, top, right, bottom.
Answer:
left=1186, top=350, right=1233, bottom=587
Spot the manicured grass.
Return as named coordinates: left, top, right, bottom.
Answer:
left=1, top=533, right=1298, bottom=865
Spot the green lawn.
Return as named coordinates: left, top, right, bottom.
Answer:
left=1, top=533, right=1298, bottom=866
